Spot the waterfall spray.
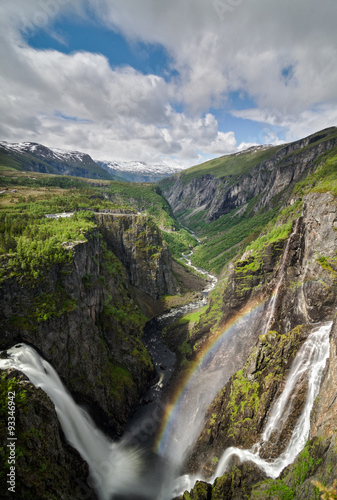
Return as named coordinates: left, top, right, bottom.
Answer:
left=173, top=321, right=332, bottom=495
left=0, top=344, right=154, bottom=500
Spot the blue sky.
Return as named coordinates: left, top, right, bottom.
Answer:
left=0, top=0, right=336, bottom=167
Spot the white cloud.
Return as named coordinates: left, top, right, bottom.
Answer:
left=0, top=0, right=336, bottom=165
left=230, top=104, right=337, bottom=144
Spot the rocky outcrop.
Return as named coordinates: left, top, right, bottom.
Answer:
left=0, top=226, right=160, bottom=435
left=96, top=213, right=179, bottom=299
left=161, top=128, right=337, bottom=223
left=187, top=325, right=313, bottom=478
left=310, top=317, right=337, bottom=440
left=0, top=369, right=96, bottom=499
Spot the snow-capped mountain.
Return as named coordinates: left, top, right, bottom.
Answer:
left=0, top=140, right=185, bottom=183
left=96, top=159, right=185, bottom=183
left=0, top=141, right=115, bottom=180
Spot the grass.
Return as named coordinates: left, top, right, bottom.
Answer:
left=176, top=145, right=282, bottom=184
left=108, top=180, right=198, bottom=255
left=189, top=204, right=281, bottom=274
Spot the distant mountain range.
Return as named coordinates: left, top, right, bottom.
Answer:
left=0, top=141, right=185, bottom=182
left=96, top=159, right=184, bottom=182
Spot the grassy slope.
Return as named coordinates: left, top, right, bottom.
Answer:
left=189, top=148, right=337, bottom=352
left=181, top=145, right=282, bottom=183
left=107, top=180, right=198, bottom=258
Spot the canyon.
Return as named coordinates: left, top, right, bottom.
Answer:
left=0, top=127, right=337, bottom=499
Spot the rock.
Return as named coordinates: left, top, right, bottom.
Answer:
left=96, top=213, right=180, bottom=299
left=0, top=226, right=159, bottom=434
left=0, top=370, right=96, bottom=499
left=161, top=129, right=337, bottom=224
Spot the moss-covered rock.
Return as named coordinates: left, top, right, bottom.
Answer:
left=0, top=370, right=96, bottom=499
left=187, top=324, right=312, bottom=478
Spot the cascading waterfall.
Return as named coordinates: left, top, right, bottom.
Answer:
left=175, top=321, right=332, bottom=495
left=0, top=220, right=332, bottom=500
left=156, top=303, right=268, bottom=499
left=0, top=344, right=152, bottom=500
left=213, top=321, right=332, bottom=479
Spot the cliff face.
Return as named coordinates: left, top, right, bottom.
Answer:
left=184, top=190, right=337, bottom=499
left=96, top=213, right=179, bottom=299
left=0, top=214, right=178, bottom=434
left=0, top=370, right=96, bottom=500
left=162, top=129, right=337, bottom=222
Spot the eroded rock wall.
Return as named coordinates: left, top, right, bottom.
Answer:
left=0, top=218, right=179, bottom=433
left=183, top=190, right=337, bottom=499
left=162, top=129, right=337, bottom=223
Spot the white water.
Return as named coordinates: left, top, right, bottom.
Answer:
left=213, top=321, right=332, bottom=480
left=175, top=321, right=332, bottom=495
left=0, top=344, right=149, bottom=500
left=262, top=219, right=300, bottom=337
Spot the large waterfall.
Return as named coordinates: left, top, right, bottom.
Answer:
left=0, top=220, right=333, bottom=499
left=176, top=321, right=332, bottom=494
left=0, top=345, right=153, bottom=500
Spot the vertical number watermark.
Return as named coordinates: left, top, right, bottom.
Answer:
left=7, top=391, right=16, bottom=493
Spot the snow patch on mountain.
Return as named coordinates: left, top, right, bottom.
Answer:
left=97, top=159, right=185, bottom=176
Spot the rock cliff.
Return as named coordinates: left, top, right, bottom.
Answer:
left=0, top=214, right=178, bottom=435
left=96, top=213, right=179, bottom=299
left=0, top=369, right=96, bottom=499
left=183, top=190, right=337, bottom=499
left=161, top=128, right=337, bottom=223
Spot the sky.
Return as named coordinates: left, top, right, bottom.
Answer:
left=0, top=0, right=337, bottom=167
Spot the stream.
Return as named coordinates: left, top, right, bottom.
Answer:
left=123, top=249, right=218, bottom=451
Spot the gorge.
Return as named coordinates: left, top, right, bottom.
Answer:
left=1, top=127, right=337, bottom=500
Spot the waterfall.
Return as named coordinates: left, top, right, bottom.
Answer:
left=212, top=321, right=332, bottom=480
left=262, top=218, right=300, bottom=336
left=174, top=321, right=331, bottom=495
left=0, top=344, right=155, bottom=500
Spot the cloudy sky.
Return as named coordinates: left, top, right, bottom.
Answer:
left=0, top=0, right=337, bottom=166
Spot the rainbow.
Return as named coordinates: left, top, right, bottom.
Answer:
left=155, top=297, right=269, bottom=456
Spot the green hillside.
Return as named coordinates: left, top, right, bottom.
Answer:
left=160, top=145, right=282, bottom=192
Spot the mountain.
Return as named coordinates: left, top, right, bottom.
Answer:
left=0, top=141, right=117, bottom=180
left=96, top=159, right=185, bottom=183
left=159, top=126, right=337, bottom=274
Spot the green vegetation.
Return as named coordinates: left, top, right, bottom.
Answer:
left=190, top=205, right=281, bottom=274
left=103, top=362, right=136, bottom=401
left=0, top=211, right=95, bottom=281
left=316, top=255, right=337, bottom=277
left=176, top=306, right=208, bottom=326
left=108, top=181, right=176, bottom=229
left=174, top=145, right=282, bottom=184
left=108, top=180, right=198, bottom=255
left=251, top=440, right=323, bottom=500
left=293, top=148, right=337, bottom=197
left=0, top=143, right=115, bottom=180
left=245, top=221, right=293, bottom=253
left=162, top=228, right=198, bottom=259
left=227, top=369, right=260, bottom=437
